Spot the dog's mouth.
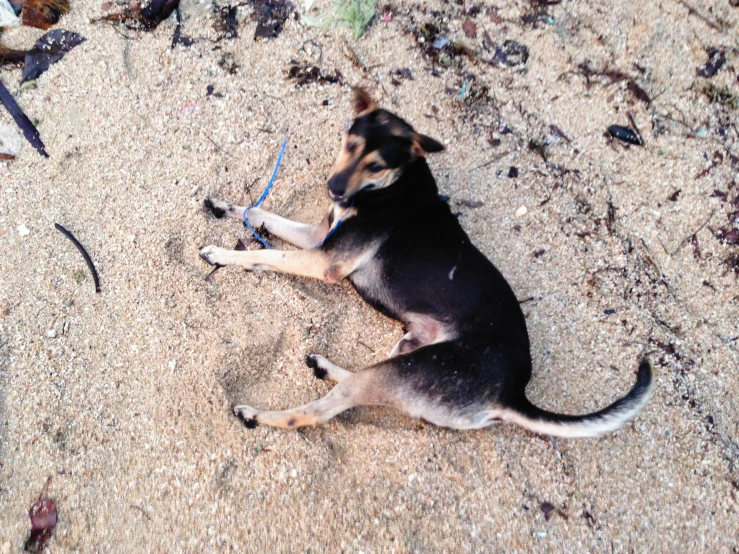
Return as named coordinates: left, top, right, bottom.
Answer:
left=328, top=190, right=342, bottom=201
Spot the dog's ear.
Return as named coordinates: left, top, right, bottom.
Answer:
left=353, top=88, right=378, bottom=115
left=411, top=133, right=445, bottom=156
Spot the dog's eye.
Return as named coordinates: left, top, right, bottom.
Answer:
left=367, top=162, right=384, bottom=173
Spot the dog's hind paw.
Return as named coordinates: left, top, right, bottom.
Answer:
left=204, top=198, right=226, bottom=219
left=306, top=354, right=328, bottom=380
left=234, top=404, right=259, bottom=428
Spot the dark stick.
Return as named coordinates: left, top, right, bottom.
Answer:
left=54, top=224, right=101, bottom=293
left=0, top=79, right=49, bottom=157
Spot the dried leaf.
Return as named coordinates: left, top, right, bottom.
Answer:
left=23, top=30, right=86, bottom=82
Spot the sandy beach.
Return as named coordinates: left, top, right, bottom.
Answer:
left=1, top=0, right=738, bottom=551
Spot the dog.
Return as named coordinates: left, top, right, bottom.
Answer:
left=199, top=89, right=653, bottom=437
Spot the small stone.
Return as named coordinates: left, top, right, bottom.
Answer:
left=46, top=329, right=57, bottom=338
left=190, top=185, right=200, bottom=196
left=64, top=299, right=73, bottom=308
left=169, top=360, right=177, bottom=370
left=515, top=206, right=528, bottom=217
left=17, top=224, right=30, bottom=236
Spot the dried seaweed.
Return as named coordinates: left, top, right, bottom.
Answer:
left=697, top=47, right=726, bottom=78
left=214, top=4, right=238, bottom=40
left=55, top=223, right=101, bottom=292
left=287, top=60, right=342, bottom=86
left=23, top=30, right=86, bottom=82
left=249, top=0, right=293, bottom=39
left=96, top=0, right=179, bottom=31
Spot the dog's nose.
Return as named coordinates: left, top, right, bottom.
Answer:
left=327, top=177, right=345, bottom=200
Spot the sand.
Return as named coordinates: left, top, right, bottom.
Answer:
left=1, top=0, right=738, bottom=551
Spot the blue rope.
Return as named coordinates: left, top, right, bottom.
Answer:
left=315, top=195, right=355, bottom=248
left=242, top=134, right=354, bottom=250
left=243, top=135, right=289, bottom=248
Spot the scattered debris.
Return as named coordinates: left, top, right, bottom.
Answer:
left=508, top=166, right=519, bottom=178
left=172, top=6, right=194, bottom=47
left=701, top=83, right=737, bottom=108
left=55, top=223, right=101, bottom=293
left=96, top=0, right=179, bottom=31
left=462, top=17, right=476, bottom=38
left=22, top=0, right=70, bottom=29
left=515, top=205, right=528, bottom=217
left=0, top=80, right=49, bottom=157
left=457, top=199, right=484, bottom=209
left=0, top=43, right=27, bottom=65
left=540, top=502, right=555, bottom=521
left=17, top=223, right=30, bottom=236
left=560, top=62, right=651, bottom=104
left=24, top=476, right=57, bottom=553
left=389, top=67, right=412, bottom=86
left=607, top=125, right=642, bottom=146
left=249, top=0, right=292, bottom=39
left=668, top=189, right=681, bottom=202
left=492, top=40, right=529, bottom=67
left=23, top=30, right=86, bottom=82
left=287, top=60, right=342, bottom=86
left=215, top=4, right=238, bottom=40
left=697, top=47, right=726, bottom=78
left=691, top=234, right=701, bottom=258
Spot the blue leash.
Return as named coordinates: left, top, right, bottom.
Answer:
left=243, top=135, right=354, bottom=249
left=243, top=135, right=289, bottom=248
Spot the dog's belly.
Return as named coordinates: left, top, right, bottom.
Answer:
left=348, top=258, right=405, bottom=320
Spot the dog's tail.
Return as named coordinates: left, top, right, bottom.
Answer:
left=503, top=359, right=654, bottom=438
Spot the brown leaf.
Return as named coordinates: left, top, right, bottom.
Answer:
left=462, top=17, right=477, bottom=38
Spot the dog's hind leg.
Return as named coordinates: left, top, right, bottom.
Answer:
left=305, top=354, right=353, bottom=382
left=234, top=369, right=382, bottom=429
left=204, top=198, right=329, bottom=249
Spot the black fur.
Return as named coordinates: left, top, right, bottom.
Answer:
left=305, top=355, right=328, bottom=380
left=313, top=104, right=651, bottom=433
left=204, top=198, right=226, bottom=219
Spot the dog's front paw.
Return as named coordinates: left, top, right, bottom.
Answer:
left=200, top=245, right=234, bottom=266
left=234, top=404, right=259, bottom=428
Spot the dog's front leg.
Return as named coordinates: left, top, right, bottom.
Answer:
left=199, top=246, right=348, bottom=283
left=205, top=198, right=329, bottom=249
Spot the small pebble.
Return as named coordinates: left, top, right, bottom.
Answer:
left=515, top=206, right=528, bottom=217
left=18, top=224, right=30, bottom=237
left=46, top=329, right=57, bottom=338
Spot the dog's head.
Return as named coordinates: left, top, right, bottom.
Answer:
left=326, top=89, right=444, bottom=204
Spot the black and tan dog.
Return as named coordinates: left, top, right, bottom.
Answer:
left=200, top=89, right=653, bottom=437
